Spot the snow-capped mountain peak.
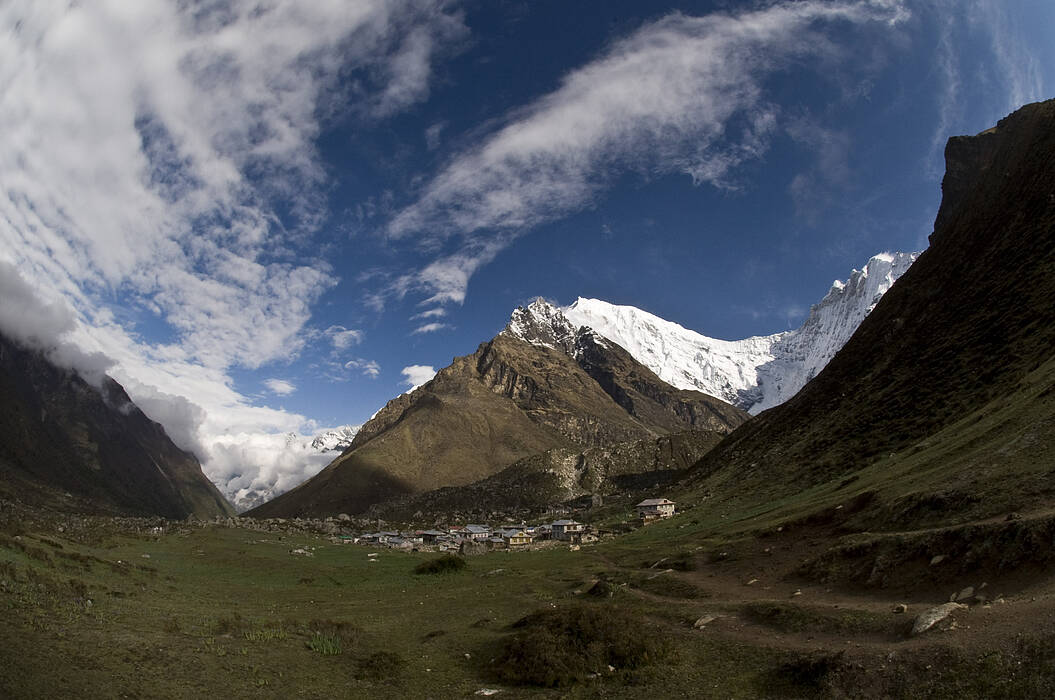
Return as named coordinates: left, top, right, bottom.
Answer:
left=562, top=251, right=918, bottom=414
left=504, top=297, right=580, bottom=353
left=310, top=425, right=361, bottom=452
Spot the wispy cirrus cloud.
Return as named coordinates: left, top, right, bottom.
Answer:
left=0, top=0, right=466, bottom=507
left=385, top=1, right=909, bottom=310
left=412, top=322, right=451, bottom=335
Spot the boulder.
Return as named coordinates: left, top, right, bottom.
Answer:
left=911, top=602, right=965, bottom=636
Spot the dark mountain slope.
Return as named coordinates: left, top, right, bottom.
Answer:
left=0, top=333, right=234, bottom=518
left=682, top=99, right=1055, bottom=527
left=249, top=306, right=747, bottom=518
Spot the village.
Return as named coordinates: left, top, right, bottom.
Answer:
left=336, top=498, right=677, bottom=553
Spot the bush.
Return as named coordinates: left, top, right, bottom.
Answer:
left=493, top=604, right=668, bottom=687
left=413, top=553, right=466, bottom=575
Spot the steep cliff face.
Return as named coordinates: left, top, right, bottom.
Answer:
left=682, top=99, right=1055, bottom=527
left=0, top=333, right=234, bottom=518
left=248, top=305, right=748, bottom=518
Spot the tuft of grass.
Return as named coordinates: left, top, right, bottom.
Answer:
left=306, top=633, right=342, bottom=655
left=413, top=553, right=466, bottom=575
left=244, top=627, right=287, bottom=642
left=493, top=604, right=669, bottom=687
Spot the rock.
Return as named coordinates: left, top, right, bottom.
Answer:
left=474, top=690, right=501, bottom=696
left=746, top=578, right=759, bottom=586
left=693, top=615, right=718, bottom=629
left=892, top=603, right=908, bottom=614
left=338, top=513, right=351, bottom=521
left=791, top=589, right=803, bottom=597
left=930, top=554, right=947, bottom=566
left=911, top=603, right=966, bottom=636
left=955, top=586, right=975, bottom=602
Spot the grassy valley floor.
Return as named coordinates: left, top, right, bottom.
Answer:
left=3, top=506, right=1055, bottom=699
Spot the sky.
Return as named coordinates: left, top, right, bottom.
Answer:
left=1, top=0, right=1052, bottom=508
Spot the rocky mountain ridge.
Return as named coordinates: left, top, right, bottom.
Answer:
left=247, top=305, right=748, bottom=518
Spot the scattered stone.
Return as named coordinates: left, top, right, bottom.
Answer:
left=486, top=568, right=505, bottom=576
left=289, top=547, right=312, bottom=556
left=791, top=590, right=803, bottom=597
left=338, top=513, right=351, bottom=521
left=693, top=615, right=718, bottom=629
left=607, top=665, right=616, bottom=673
left=955, top=586, right=975, bottom=602
left=892, top=603, right=908, bottom=614
left=474, top=690, right=501, bottom=696
left=464, top=653, right=472, bottom=660
left=646, top=569, right=673, bottom=580
left=911, top=603, right=966, bottom=636
left=141, top=554, right=150, bottom=559
left=930, top=555, right=947, bottom=566
left=1006, top=512, right=1021, bottom=521
left=745, top=578, right=759, bottom=586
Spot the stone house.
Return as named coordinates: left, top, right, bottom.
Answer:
left=636, top=498, right=675, bottom=521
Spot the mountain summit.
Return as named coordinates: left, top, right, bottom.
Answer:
left=563, top=251, right=917, bottom=414
left=248, top=301, right=747, bottom=517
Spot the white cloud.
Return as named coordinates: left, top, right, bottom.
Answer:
left=400, top=364, right=437, bottom=391
left=0, top=260, right=114, bottom=384
left=385, top=1, right=909, bottom=307
left=325, top=325, right=364, bottom=351
left=344, top=358, right=381, bottom=378
left=411, top=307, right=447, bottom=320
left=264, top=378, right=296, bottom=396
left=0, top=1, right=466, bottom=506
left=412, top=322, right=451, bottom=335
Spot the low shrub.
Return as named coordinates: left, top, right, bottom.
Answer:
left=413, top=553, right=466, bottom=575
left=493, top=604, right=668, bottom=687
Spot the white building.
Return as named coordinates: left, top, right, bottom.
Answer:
left=636, top=498, right=675, bottom=520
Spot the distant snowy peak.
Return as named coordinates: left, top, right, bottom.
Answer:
left=562, top=251, right=919, bottom=414
left=309, top=425, right=361, bottom=452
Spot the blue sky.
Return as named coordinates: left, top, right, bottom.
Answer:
left=1, top=0, right=1052, bottom=504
